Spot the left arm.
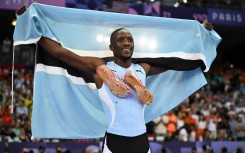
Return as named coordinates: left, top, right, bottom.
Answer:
left=140, top=20, right=213, bottom=76
left=140, top=63, right=167, bottom=76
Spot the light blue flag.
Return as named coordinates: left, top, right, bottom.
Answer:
left=13, top=3, right=221, bottom=139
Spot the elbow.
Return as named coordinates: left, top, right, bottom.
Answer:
left=39, top=38, right=65, bottom=59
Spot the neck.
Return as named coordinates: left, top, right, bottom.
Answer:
left=114, top=59, right=131, bottom=68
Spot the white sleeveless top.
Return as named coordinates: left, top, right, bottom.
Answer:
left=98, top=61, right=147, bottom=137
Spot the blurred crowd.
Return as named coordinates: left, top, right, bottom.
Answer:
left=0, top=1, right=244, bottom=153
left=0, top=61, right=245, bottom=143
left=0, top=66, right=33, bottom=142
left=1, top=0, right=245, bottom=145
left=149, top=64, right=245, bottom=142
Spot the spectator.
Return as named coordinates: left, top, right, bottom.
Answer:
left=19, top=127, right=29, bottom=142
left=202, top=144, right=212, bottom=153
left=38, top=145, right=46, bottom=153
left=16, top=101, right=29, bottom=118
left=220, top=146, right=228, bottom=153
left=216, top=129, right=227, bottom=141
left=4, top=126, right=17, bottom=142
left=161, top=146, right=168, bottom=153
left=235, top=99, right=245, bottom=114
left=234, top=146, right=244, bottom=153
left=191, top=147, right=197, bottom=153
left=2, top=37, right=11, bottom=53
left=207, top=119, right=217, bottom=140
left=12, top=120, right=20, bottom=134
left=153, top=114, right=168, bottom=140
left=197, top=113, right=207, bottom=140
left=55, top=146, right=63, bottom=153
left=176, top=112, right=185, bottom=130
left=201, top=129, right=212, bottom=141
left=217, top=116, right=229, bottom=138
left=83, top=145, right=99, bottom=153
left=234, top=114, right=245, bottom=140
left=21, top=147, right=29, bottom=153
left=2, top=100, right=13, bottom=125
left=178, top=124, right=191, bottom=142
left=14, top=70, right=25, bottom=90
left=166, top=111, right=177, bottom=136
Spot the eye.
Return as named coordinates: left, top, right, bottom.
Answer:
left=117, top=38, right=124, bottom=42
left=128, top=38, right=133, bottom=42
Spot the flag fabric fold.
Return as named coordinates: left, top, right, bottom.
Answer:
left=13, top=3, right=221, bottom=138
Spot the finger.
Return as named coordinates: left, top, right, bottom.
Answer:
left=16, top=5, right=27, bottom=15
left=205, top=22, right=213, bottom=29
left=20, top=6, right=26, bottom=13
left=207, top=25, right=213, bottom=30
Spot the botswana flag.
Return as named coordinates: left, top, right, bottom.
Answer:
left=13, top=3, right=221, bottom=139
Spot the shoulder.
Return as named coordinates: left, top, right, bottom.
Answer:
left=106, top=61, right=114, bottom=68
left=138, top=63, right=151, bottom=75
left=133, top=63, right=146, bottom=76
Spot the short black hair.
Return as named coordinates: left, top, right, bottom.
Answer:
left=110, top=28, right=127, bottom=45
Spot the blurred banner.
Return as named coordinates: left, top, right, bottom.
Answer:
left=0, top=0, right=65, bottom=10
left=128, top=3, right=245, bottom=26
left=208, top=8, right=245, bottom=26
left=128, top=3, right=208, bottom=22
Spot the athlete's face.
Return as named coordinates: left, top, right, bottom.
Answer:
left=110, top=29, right=134, bottom=61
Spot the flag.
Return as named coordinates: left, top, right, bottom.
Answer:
left=13, top=3, right=221, bottom=139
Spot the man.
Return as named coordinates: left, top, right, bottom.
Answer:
left=16, top=5, right=213, bottom=153
left=39, top=27, right=161, bottom=153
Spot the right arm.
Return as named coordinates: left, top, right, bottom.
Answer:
left=39, top=38, right=105, bottom=88
left=16, top=5, right=105, bottom=73
left=16, top=6, right=105, bottom=88
left=39, top=38, right=105, bottom=72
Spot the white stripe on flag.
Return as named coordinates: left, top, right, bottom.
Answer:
left=35, top=63, right=97, bottom=89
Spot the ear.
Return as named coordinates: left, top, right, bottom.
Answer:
left=109, top=44, right=113, bottom=51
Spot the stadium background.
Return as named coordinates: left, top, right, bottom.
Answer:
left=0, top=0, right=245, bottom=153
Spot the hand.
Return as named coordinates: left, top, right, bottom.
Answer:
left=202, top=20, right=213, bottom=31
left=15, top=5, right=27, bottom=16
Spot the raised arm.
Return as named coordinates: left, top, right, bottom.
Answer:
left=141, top=20, right=214, bottom=76
left=16, top=6, right=105, bottom=88
left=16, top=6, right=105, bottom=72
left=38, top=38, right=105, bottom=72
left=140, top=63, right=166, bottom=76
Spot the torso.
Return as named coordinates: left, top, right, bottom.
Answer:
left=98, top=61, right=147, bottom=137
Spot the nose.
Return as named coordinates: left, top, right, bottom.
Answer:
left=123, top=40, right=131, bottom=46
